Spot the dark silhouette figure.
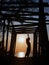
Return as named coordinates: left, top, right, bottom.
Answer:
left=25, top=37, right=31, bottom=57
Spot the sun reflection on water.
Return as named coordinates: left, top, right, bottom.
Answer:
left=15, top=52, right=25, bottom=58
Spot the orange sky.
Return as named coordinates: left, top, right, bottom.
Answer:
left=15, top=34, right=34, bottom=53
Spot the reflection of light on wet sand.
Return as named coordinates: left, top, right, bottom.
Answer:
left=15, top=52, right=25, bottom=58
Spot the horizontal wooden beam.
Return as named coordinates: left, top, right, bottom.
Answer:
left=0, top=23, right=38, bottom=27
left=0, top=12, right=49, bottom=17
left=0, top=2, right=49, bottom=8
left=0, top=2, right=48, bottom=7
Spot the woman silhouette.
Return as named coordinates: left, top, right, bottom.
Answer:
left=25, top=35, right=31, bottom=57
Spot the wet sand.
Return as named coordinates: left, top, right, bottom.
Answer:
left=0, top=56, right=47, bottom=65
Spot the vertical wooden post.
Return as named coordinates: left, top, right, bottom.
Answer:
left=2, top=20, right=5, bottom=54
left=39, top=0, right=48, bottom=56
left=33, top=32, right=37, bottom=57
left=6, top=20, right=10, bottom=52
left=9, top=28, right=17, bottom=57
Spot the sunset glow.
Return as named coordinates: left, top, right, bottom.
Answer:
left=15, top=34, right=33, bottom=57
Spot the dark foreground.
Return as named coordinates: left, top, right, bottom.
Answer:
left=0, top=56, right=47, bottom=65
